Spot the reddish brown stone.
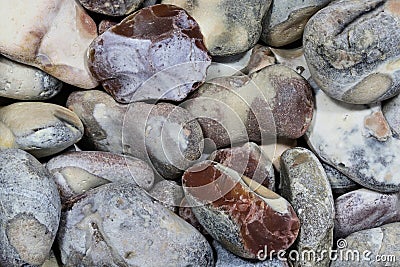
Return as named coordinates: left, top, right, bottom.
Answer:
left=88, top=4, right=211, bottom=104
left=182, top=161, right=300, bottom=259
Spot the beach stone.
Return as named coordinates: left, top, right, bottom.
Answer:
left=183, top=64, right=313, bottom=148
left=330, top=223, right=400, bottom=267
left=0, top=56, right=62, bottom=100
left=382, top=93, right=400, bottom=136
left=323, top=163, right=358, bottom=195
left=213, top=241, right=289, bottom=267
left=98, top=20, right=118, bottom=35
left=304, top=0, right=400, bottom=104
left=46, top=151, right=155, bottom=202
left=58, top=182, right=214, bottom=267
left=88, top=4, right=211, bottom=104
left=0, top=121, right=16, bottom=149
left=149, top=180, right=184, bottom=212
left=305, top=88, right=400, bottom=192
left=0, top=149, right=61, bottom=266
left=209, top=142, right=275, bottom=190
left=0, top=102, right=84, bottom=158
left=183, top=161, right=300, bottom=259
left=67, top=90, right=126, bottom=153
left=78, top=0, right=144, bottom=16
left=334, top=189, right=400, bottom=239
left=261, top=0, right=331, bottom=47
left=0, top=0, right=98, bottom=88
left=280, top=147, right=334, bottom=267
left=163, top=0, right=272, bottom=56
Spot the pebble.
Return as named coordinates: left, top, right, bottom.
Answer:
left=213, top=240, right=289, bottom=267
left=78, top=0, right=143, bottom=16
left=305, top=88, right=400, bottom=192
left=46, top=151, right=155, bottom=202
left=330, top=222, right=400, bottom=267
left=334, top=189, right=400, bottom=239
left=88, top=4, right=211, bottom=104
left=0, top=102, right=84, bottom=158
left=163, top=0, right=272, bottom=56
left=261, top=0, right=331, bottom=47
left=304, top=0, right=400, bottom=104
left=183, top=64, right=313, bottom=148
left=0, top=0, right=98, bottom=88
left=382, top=93, right=400, bottom=136
left=209, top=142, right=275, bottom=191
left=323, top=162, right=359, bottom=195
left=0, top=149, right=61, bottom=266
left=183, top=161, right=300, bottom=259
left=280, top=147, right=334, bottom=267
left=0, top=56, right=62, bottom=100
left=58, top=182, right=214, bottom=266
left=149, top=180, right=184, bottom=212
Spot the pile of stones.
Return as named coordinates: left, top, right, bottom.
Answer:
left=1, top=0, right=400, bottom=266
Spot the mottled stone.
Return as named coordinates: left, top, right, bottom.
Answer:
left=0, top=102, right=84, bottom=157
left=0, top=56, right=62, bottom=100
left=0, top=149, right=61, bottom=266
left=149, top=180, right=184, bottom=212
left=322, top=163, right=358, bottom=195
left=280, top=147, right=334, bottom=267
left=305, top=88, right=400, bottom=192
left=89, top=4, right=211, bottom=104
left=183, top=64, right=313, bottom=148
left=46, top=151, right=155, bottom=202
left=163, top=0, right=272, bottom=56
left=58, top=183, right=214, bottom=267
left=98, top=20, right=118, bottom=35
left=78, top=0, right=144, bottom=16
left=334, top=189, right=400, bottom=239
left=0, top=121, right=16, bottom=149
left=183, top=161, right=300, bottom=259
left=178, top=197, right=209, bottom=236
left=0, top=0, right=98, bottom=88
left=209, top=142, right=275, bottom=190
left=262, top=0, right=331, bottom=47
left=330, top=223, right=400, bottom=267
left=270, top=47, right=311, bottom=80
left=304, top=0, right=400, bottom=104
left=382, top=93, right=400, bottom=136
left=261, top=137, right=297, bottom=171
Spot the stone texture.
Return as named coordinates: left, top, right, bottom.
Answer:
left=0, top=0, right=98, bottom=88
left=261, top=0, right=331, bottom=47
left=183, top=161, right=300, bottom=259
left=41, top=251, right=60, bottom=267
left=88, top=4, right=211, bottom=104
left=304, top=0, right=400, bottom=104
left=209, top=142, right=275, bottom=190
left=0, top=102, right=84, bottom=158
left=0, top=56, right=62, bottom=100
left=305, top=88, right=400, bottom=192
left=382, top=93, right=400, bottom=136
left=149, top=180, right=184, bottom=212
left=270, top=47, right=311, bottom=80
left=98, top=20, right=118, bottom=35
left=46, top=151, right=155, bottom=202
left=178, top=197, right=209, bottom=236
left=323, top=162, right=358, bottom=195
left=0, top=121, right=17, bottom=149
left=0, top=149, right=61, bottom=266
left=330, top=223, right=400, bottom=267
left=58, top=182, right=214, bottom=267
left=163, top=0, right=272, bottom=56
left=183, top=64, right=314, bottom=148
left=261, top=137, right=297, bottom=171
left=334, top=189, right=400, bottom=239
left=280, top=147, right=334, bottom=267
left=78, top=0, right=144, bottom=16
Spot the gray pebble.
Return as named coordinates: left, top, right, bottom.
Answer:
left=149, top=180, right=184, bottom=212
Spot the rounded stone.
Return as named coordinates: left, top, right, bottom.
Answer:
left=0, top=149, right=61, bottom=266
left=78, top=0, right=144, bottom=16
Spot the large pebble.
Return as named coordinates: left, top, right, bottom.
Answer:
left=0, top=0, right=98, bottom=88
left=330, top=222, right=400, bottom=267
left=46, top=151, right=155, bottom=202
left=88, top=4, right=211, bottom=104
left=280, top=147, right=334, bottom=267
left=323, top=162, right=358, bottom=195
left=209, top=142, right=275, bottom=190
left=0, top=149, right=61, bottom=266
left=0, top=102, right=84, bottom=157
left=78, top=0, right=143, bottom=16
left=0, top=56, right=62, bottom=100
left=183, top=161, right=300, bottom=259
left=304, top=0, right=400, bottom=104
left=334, top=189, right=400, bottom=238
left=183, top=64, right=313, bottom=148
left=305, top=88, right=400, bottom=192
left=58, top=182, right=214, bottom=266
left=261, top=0, right=331, bottom=47
left=163, top=0, right=272, bottom=56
